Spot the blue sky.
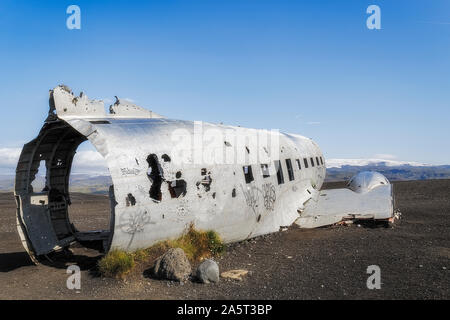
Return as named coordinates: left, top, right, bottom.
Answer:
left=0, top=0, right=449, bottom=167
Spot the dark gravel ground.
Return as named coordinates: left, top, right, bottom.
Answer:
left=0, top=179, right=448, bottom=299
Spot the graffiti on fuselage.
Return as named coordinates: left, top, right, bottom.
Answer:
left=241, top=182, right=277, bottom=220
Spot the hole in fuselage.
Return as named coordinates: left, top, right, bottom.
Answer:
left=31, top=160, right=47, bottom=192
left=168, top=179, right=187, bottom=198
left=126, top=193, right=136, bottom=206
left=147, top=154, right=164, bottom=201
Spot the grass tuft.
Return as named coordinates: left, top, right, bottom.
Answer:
left=98, top=224, right=225, bottom=278
left=206, top=230, right=226, bottom=256
left=132, top=248, right=149, bottom=263
left=164, top=224, right=225, bottom=261
left=97, top=249, right=135, bottom=279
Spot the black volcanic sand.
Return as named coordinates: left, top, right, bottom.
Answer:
left=0, top=180, right=448, bottom=299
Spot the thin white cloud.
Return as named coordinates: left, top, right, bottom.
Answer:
left=373, top=153, right=397, bottom=160
left=307, top=121, right=321, bottom=125
left=0, top=147, right=22, bottom=167
left=72, top=150, right=109, bottom=174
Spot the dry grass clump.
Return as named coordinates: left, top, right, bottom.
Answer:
left=97, top=249, right=135, bottom=279
left=98, top=224, right=225, bottom=278
left=164, top=224, right=225, bottom=262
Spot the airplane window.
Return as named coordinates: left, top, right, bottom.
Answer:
left=243, top=165, right=254, bottom=184
left=274, top=160, right=285, bottom=185
left=286, top=159, right=295, bottom=181
left=261, top=164, right=270, bottom=178
left=303, top=158, right=309, bottom=169
left=316, top=157, right=320, bottom=166
left=296, top=159, right=301, bottom=170
left=320, top=157, right=324, bottom=165
left=310, top=157, right=315, bottom=167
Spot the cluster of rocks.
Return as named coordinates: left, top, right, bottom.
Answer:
left=151, top=248, right=193, bottom=282
left=150, top=248, right=220, bottom=283
left=149, top=247, right=249, bottom=284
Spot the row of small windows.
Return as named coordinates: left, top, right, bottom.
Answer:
left=243, top=156, right=324, bottom=185
left=302, top=156, right=323, bottom=169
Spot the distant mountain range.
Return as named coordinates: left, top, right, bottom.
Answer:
left=0, top=159, right=448, bottom=193
left=0, top=174, right=112, bottom=194
left=325, top=158, right=428, bottom=168
left=325, top=159, right=450, bottom=182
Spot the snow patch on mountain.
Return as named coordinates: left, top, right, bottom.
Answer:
left=326, top=158, right=428, bottom=169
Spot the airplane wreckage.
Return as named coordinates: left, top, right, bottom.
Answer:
left=15, top=85, right=395, bottom=262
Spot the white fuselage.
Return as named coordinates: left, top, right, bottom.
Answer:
left=15, top=85, right=327, bottom=259
left=77, top=118, right=327, bottom=251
